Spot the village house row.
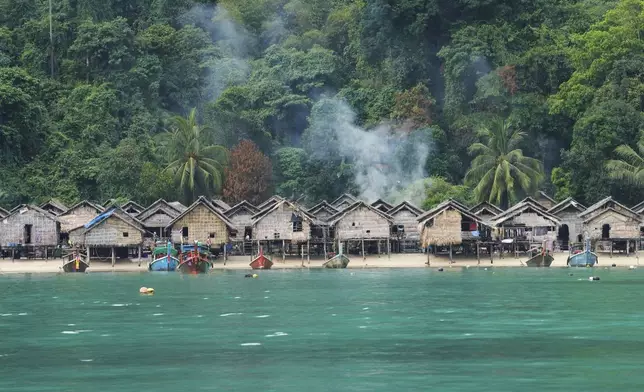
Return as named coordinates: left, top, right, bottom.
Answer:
left=1, top=191, right=643, bottom=260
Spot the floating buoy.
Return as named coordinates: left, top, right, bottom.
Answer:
left=629, top=266, right=636, bottom=270
left=252, top=274, right=258, bottom=278
left=588, top=276, right=600, bottom=281
left=611, top=264, right=617, bottom=267
left=139, top=287, right=154, bottom=294
left=569, top=273, right=573, bottom=276
left=437, top=268, right=444, bottom=272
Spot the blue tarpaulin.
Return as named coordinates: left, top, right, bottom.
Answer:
left=84, top=208, right=116, bottom=229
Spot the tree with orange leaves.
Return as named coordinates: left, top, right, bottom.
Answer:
left=223, top=140, right=273, bottom=205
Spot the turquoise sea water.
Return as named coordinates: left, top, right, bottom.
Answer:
left=1, top=268, right=644, bottom=391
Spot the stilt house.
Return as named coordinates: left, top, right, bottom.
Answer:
left=548, top=197, right=586, bottom=246
left=578, top=197, right=641, bottom=250
left=0, top=205, right=61, bottom=247
left=166, top=196, right=236, bottom=247
left=371, top=199, right=394, bottom=213
left=251, top=200, right=315, bottom=244
left=58, top=201, right=105, bottom=243
left=491, top=197, right=560, bottom=244
left=469, top=202, right=503, bottom=224
left=256, top=195, right=285, bottom=211
left=211, top=199, right=231, bottom=213
left=307, top=200, right=339, bottom=224
left=121, top=201, right=145, bottom=215
left=136, top=199, right=183, bottom=239
left=388, top=201, right=424, bottom=253
left=536, top=191, right=556, bottom=210
left=224, top=200, right=260, bottom=241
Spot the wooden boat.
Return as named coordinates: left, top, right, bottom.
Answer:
left=177, top=243, right=212, bottom=274
left=567, top=239, right=598, bottom=267
left=63, top=251, right=89, bottom=273
left=525, top=241, right=554, bottom=267
left=323, top=243, right=350, bottom=269
left=250, top=247, right=273, bottom=270
left=149, top=241, right=180, bottom=272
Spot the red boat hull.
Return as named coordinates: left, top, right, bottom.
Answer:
left=250, top=255, right=273, bottom=270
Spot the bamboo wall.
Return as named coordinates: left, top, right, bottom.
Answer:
left=253, top=204, right=311, bottom=243
left=334, top=206, right=390, bottom=240
left=555, top=208, right=584, bottom=243
left=84, top=217, right=143, bottom=247
left=0, top=209, right=59, bottom=246
left=140, top=210, right=175, bottom=228
left=228, top=210, right=254, bottom=236
left=391, top=209, right=420, bottom=239
left=169, top=204, right=229, bottom=245
left=584, top=210, right=640, bottom=239
left=313, top=209, right=335, bottom=223
left=60, top=205, right=100, bottom=232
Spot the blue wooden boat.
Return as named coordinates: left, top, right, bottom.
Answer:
left=567, top=239, right=598, bottom=267
left=149, top=241, right=180, bottom=271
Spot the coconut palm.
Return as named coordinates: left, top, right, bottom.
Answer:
left=158, top=108, right=228, bottom=202
left=464, top=117, right=544, bottom=208
left=605, top=139, right=644, bottom=186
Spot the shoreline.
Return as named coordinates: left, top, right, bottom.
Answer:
left=0, top=253, right=642, bottom=274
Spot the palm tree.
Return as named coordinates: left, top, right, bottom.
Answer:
left=605, top=139, right=644, bottom=186
left=158, top=108, right=228, bottom=203
left=464, top=117, right=544, bottom=208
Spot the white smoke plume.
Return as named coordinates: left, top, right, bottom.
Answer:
left=181, top=4, right=254, bottom=102
left=307, top=98, right=432, bottom=205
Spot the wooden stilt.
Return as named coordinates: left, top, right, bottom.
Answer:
left=87, top=246, right=91, bottom=263
left=361, top=238, right=365, bottom=261
left=224, top=242, right=227, bottom=262
left=307, top=240, right=310, bottom=265
left=300, top=244, right=304, bottom=267
left=477, top=242, right=480, bottom=265
left=610, top=241, right=613, bottom=258
left=138, top=245, right=142, bottom=267
left=282, top=239, right=285, bottom=262
left=627, top=240, right=630, bottom=256
left=111, top=247, right=115, bottom=267
left=387, top=238, right=390, bottom=259
left=449, top=243, right=453, bottom=263
left=426, top=246, right=430, bottom=266
left=323, top=240, right=328, bottom=261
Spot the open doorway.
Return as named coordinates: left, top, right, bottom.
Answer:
left=558, top=224, right=570, bottom=247
left=601, top=224, right=611, bottom=239
left=24, top=224, right=33, bottom=244
left=244, top=227, right=252, bottom=241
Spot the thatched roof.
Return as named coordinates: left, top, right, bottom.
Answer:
left=211, top=199, right=231, bottom=212
left=39, top=198, right=69, bottom=215
left=331, top=193, right=359, bottom=209
left=632, top=200, right=644, bottom=214
left=59, top=200, right=105, bottom=232
left=168, top=201, right=187, bottom=212
left=3, top=204, right=61, bottom=222
left=388, top=201, right=423, bottom=216
left=307, top=200, right=339, bottom=215
left=327, top=201, right=393, bottom=226
left=224, top=200, right=259, bottom=217
left=491, top=197, right=561, bottom=226
left=166, top=196, right=236, bottom=230
left=469, top=201, right=503, bottom=216
left=581, top=206, right=641, bottom=224
left=136, top=199, right=182, bottom=224
left=578, top=196, right=637, bottom=220
left=537, top=191, right=556, bottom=204
left=121, top=201, right=145, bottom=215
left=417, top=200, right=486, bottom=247
left=371, top=199, right=394, bottom=212
left=252, top=200, right=317, bottom=225
left=256, top=195, right=285, bottom=211
left=548, top=197, right=586, bottom=215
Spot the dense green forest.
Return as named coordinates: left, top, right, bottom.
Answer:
left=0, top=0, right=642, bottom=210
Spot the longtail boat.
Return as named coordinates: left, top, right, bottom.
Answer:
left=525, top=241, right=554, bottom=267
left=323, top=243, right=350, bottom=269
left=63, top=250, right=89, bottom=273
left=250, top=247, right=273, bottom=270
left=149, top=241, right=180, bottom=272
left=177, top=242, right=212, bottom=274
left=567, top=238, right=598, bottom=267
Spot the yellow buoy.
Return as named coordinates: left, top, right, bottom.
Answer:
left=252, top=274, right=258, bottom=278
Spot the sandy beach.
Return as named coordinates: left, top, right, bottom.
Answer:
left=0, top=252, right=642, bottom=274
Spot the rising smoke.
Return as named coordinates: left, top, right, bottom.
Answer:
left=306, top=98, right=432, bottom=205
